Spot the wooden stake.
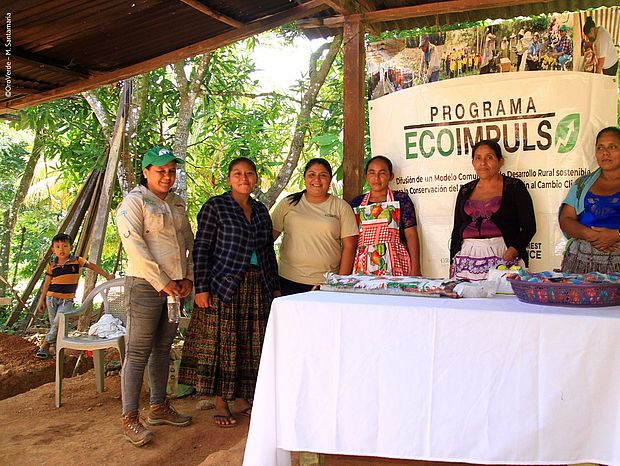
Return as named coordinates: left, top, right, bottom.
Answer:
left=77, top=81, right=130, bottom=331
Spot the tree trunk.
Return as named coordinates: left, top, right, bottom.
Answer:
left=83, top=77, right=146, bottom=195
left=256, top=34, right=343, bottom=209
left=0, top=130, right=44, bottom=292
left=172, top=55, right=211, bottom=201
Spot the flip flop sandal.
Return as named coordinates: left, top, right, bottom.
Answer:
left=213, top=414, right=237, bottom=428
left=237, top=407, right=252, bottom=418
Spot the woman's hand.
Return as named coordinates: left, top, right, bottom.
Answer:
left=177, top=279, right=193, bottom=298
left=590, top=227, right=620, bottom=252
left=162, top=280, right=180, bottom=297
left=502, top=246, right=519, bottom=263
left=195, top=292, right=212, bottom=309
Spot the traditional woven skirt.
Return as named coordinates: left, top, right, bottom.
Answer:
left=178, top=267, right=270, bottom=400
left=561, top=238, right=620, bottom=274
left=452, top=237, right=524, bottom=281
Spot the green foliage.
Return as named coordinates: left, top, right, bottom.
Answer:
left=1, top=32, right=349, bottom=294
left=0, top=127, right=29, bottom=209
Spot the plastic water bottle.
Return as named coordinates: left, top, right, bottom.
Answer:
left=167, top=295, right=180, bottom=324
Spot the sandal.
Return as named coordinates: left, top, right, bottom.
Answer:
left=236, top=406, right=252, bottom=418
left=36, top=347, right=49, bottom=359
left=213, top=414, right=237, bottom=428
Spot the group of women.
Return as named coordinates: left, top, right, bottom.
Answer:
left=116, top=125, right=620, bottom=446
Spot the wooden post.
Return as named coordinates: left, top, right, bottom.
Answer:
left=342, top=16, right=366, bottom=202
left=77, top=80, right=130, bottom=331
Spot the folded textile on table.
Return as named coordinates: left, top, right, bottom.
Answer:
left=88, top=314, right=126, bottom=339
left=320, top=273, right=498, bottom=298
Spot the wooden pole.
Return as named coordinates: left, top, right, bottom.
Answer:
left=3, top=170, right=99, bottom=329
left=342, top=16, right=366, bottom=202
left=16, top=171, right=101, bottom=332
left=77, top=80, right=130, bottom=331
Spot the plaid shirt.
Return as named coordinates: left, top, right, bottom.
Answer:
left=193, top=191, right=279, bottom=303
left=557, top=34, right=572, bottom=56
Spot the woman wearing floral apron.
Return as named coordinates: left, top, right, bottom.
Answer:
left=350, top=156, right=421, bottom=276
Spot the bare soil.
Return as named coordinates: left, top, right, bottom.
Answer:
left=0, top=332, right=248, bottom=466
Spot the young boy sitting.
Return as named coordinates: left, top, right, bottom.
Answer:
left=36, top=233, right=114, bottom=359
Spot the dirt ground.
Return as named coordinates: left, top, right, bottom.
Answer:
left=0, top=333, right=248, bottom=466
left=0, top=333, right=561, bottom=466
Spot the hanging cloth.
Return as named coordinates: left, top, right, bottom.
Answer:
left=353, top=190, right=411, bottom=276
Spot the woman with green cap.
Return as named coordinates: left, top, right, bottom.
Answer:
left=116, top=146, right=195, bottom=446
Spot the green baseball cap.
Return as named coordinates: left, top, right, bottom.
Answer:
left=141, top=147, right=184, bottom=170
left=559, top=24, right=567, bottom=31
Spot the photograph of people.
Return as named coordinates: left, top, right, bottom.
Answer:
left=350, top=155, right=421, bottom=276
left=559, top=127, right=620, bottom=273
left=271, top=158, right=359, bottom=296
left=583, top=17, right=619, bottom=76
left=179, top=157, right=280, bottom=428
left=450, top=139, right=536, bottom=280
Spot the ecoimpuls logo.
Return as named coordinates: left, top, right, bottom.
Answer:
left=403, top=97, right=581, bottom=159
left=555, top=113, right=580, bottom=154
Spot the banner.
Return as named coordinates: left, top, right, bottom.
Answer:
left=369, top=71, right=617, bottom=277
left=366, top=10, right=612, bottom=100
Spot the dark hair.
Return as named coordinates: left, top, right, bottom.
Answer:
left=287, top=158, right=333, bottom=206
left=471, top=139, right=503, bottom=160
left=583, top=17, right=596, bottom=35
left=596, top=126, right=620, bottom=143
left=228, top=157, right=257, bottom=176
left=139, top=171, right=148, bottom=187
left=365, top=155, right=393, bottom=174
left=52, top=233, right=73, bottom=245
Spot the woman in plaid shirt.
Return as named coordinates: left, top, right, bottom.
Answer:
left=179, top=157, right=280, bottom=428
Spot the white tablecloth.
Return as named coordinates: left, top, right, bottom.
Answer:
left=243, top=291, right=620, bottom=466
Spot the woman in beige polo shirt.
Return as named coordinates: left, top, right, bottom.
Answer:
left=272, top=158, right=359, bottom=295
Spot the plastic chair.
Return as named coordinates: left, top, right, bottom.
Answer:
left=55, top=278, right=126, bottom=408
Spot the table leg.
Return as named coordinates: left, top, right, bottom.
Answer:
left=294, top=452, right=325, bottom=466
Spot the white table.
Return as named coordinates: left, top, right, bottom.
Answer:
left=243, top=291, right=620, bottom=466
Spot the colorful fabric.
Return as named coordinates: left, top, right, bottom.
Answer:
left=462, top=196, right=502, bottom=239
left=561, top=168, right=600, bottom=216
left=452, top=237, right=524, bottom=281
left=561, top=238, right=620, bottom=274
left=193, top=191, right=279, bottom=303
left=450, top=176, right=536, bottom=266
left=351, top=190, right=417, bottom=244
left=45, top=256, right=87, bottom=299
left=178, top=268, right=270, bottom=400
left=353, top=191, right=410, bottom=276
left=578, top=191, right=620, bottom=228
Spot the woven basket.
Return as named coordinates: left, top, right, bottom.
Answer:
left=508, top=278, right=620, bottom=307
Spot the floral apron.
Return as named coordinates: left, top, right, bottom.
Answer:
left=353, top=190, right=411, bottom=276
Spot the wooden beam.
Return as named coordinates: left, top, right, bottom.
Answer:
left=321, top=0, right=380, bottom=35
left=342, top=16, right=365, bottom=203
left=0, top=0, right=330, bottom=114
left=178, top=0, right=245, bottom=28
left=324, top=0, right=564, bottom=26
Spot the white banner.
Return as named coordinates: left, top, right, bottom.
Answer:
left=369, top=71, right=617, bottom=277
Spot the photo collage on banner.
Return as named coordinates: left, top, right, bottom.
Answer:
left=367, top=9, right=617, bottom=100
left=367, top=7, right=619, bottom=277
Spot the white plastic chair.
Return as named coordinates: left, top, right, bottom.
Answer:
left=55, top=277, right=126, bottom=408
